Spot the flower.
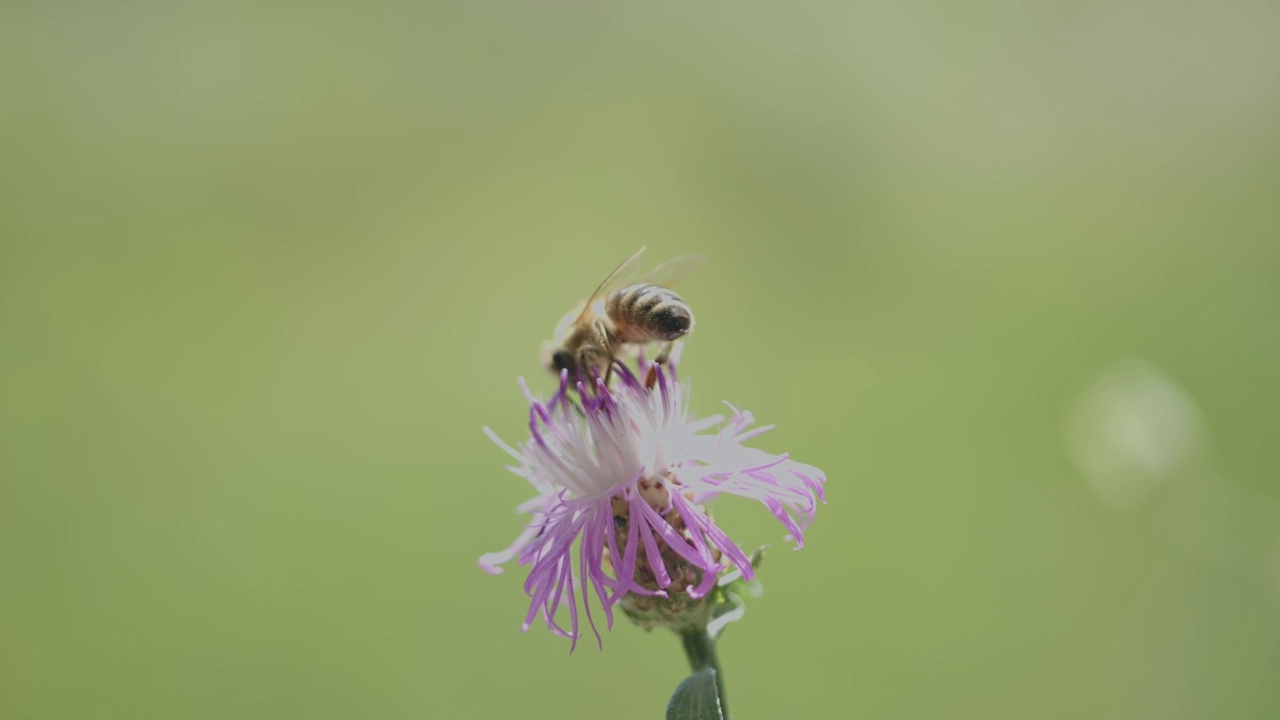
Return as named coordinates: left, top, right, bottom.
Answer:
left=479, top=354, right=826, bottom=650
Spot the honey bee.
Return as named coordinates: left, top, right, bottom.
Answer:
left=543, top=247, right=704, bottom=385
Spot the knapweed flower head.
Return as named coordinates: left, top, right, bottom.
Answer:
left=480, top=353, right=826, bottom=650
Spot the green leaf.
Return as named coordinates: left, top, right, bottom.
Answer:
left=706, top=546, right=767, bottom=640
left=666, top=668, right=725, bottom=720
left=706, top=590, right=745, bottom=639
left=715, top=546, right=766, bottom=588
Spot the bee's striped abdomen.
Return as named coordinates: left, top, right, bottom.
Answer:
left=606, top=284, right=694, bottom=343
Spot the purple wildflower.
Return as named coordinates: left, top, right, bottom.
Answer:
left=480, top=354, right=826, bottom=650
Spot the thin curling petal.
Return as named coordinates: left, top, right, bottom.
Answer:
left=480, top=352, right=827, bottom=648
left=479, top=520, right=541, bottom=575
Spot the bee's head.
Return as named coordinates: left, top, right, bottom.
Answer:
left=550, top=349, right=576, bottom=375
left=541, top=341, right=578, bottom=377
left=537, top=340, right=568, bottom=376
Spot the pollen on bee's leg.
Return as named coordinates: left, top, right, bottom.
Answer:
left=646, top=343, right=674, bottom=389
left=644, top=365, right=658, bottom=390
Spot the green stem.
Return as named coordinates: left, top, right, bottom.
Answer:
left=680, top=629, right=729, bottom=718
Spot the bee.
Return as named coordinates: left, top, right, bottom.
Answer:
left=543, top=247, right=704, bottom=386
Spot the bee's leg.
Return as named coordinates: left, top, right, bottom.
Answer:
left=643, top=342, right=674, bottom=390
left=653, top=341, right=674, bottom=365
left=603, top=357, right=616, bottom=387
left=594, top=319, right=617, bottom=389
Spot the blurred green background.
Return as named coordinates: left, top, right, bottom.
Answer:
left=4, top=1, right=1280, bottom=718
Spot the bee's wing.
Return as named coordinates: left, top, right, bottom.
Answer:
left=572, top=249, right=706, bottom=325
left=634, top=254, right=706, bottom=290
left=574, top=246, right=648, bottom=324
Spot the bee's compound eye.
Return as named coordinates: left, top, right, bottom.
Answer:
left=550, top=350, right=575, bottom=373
